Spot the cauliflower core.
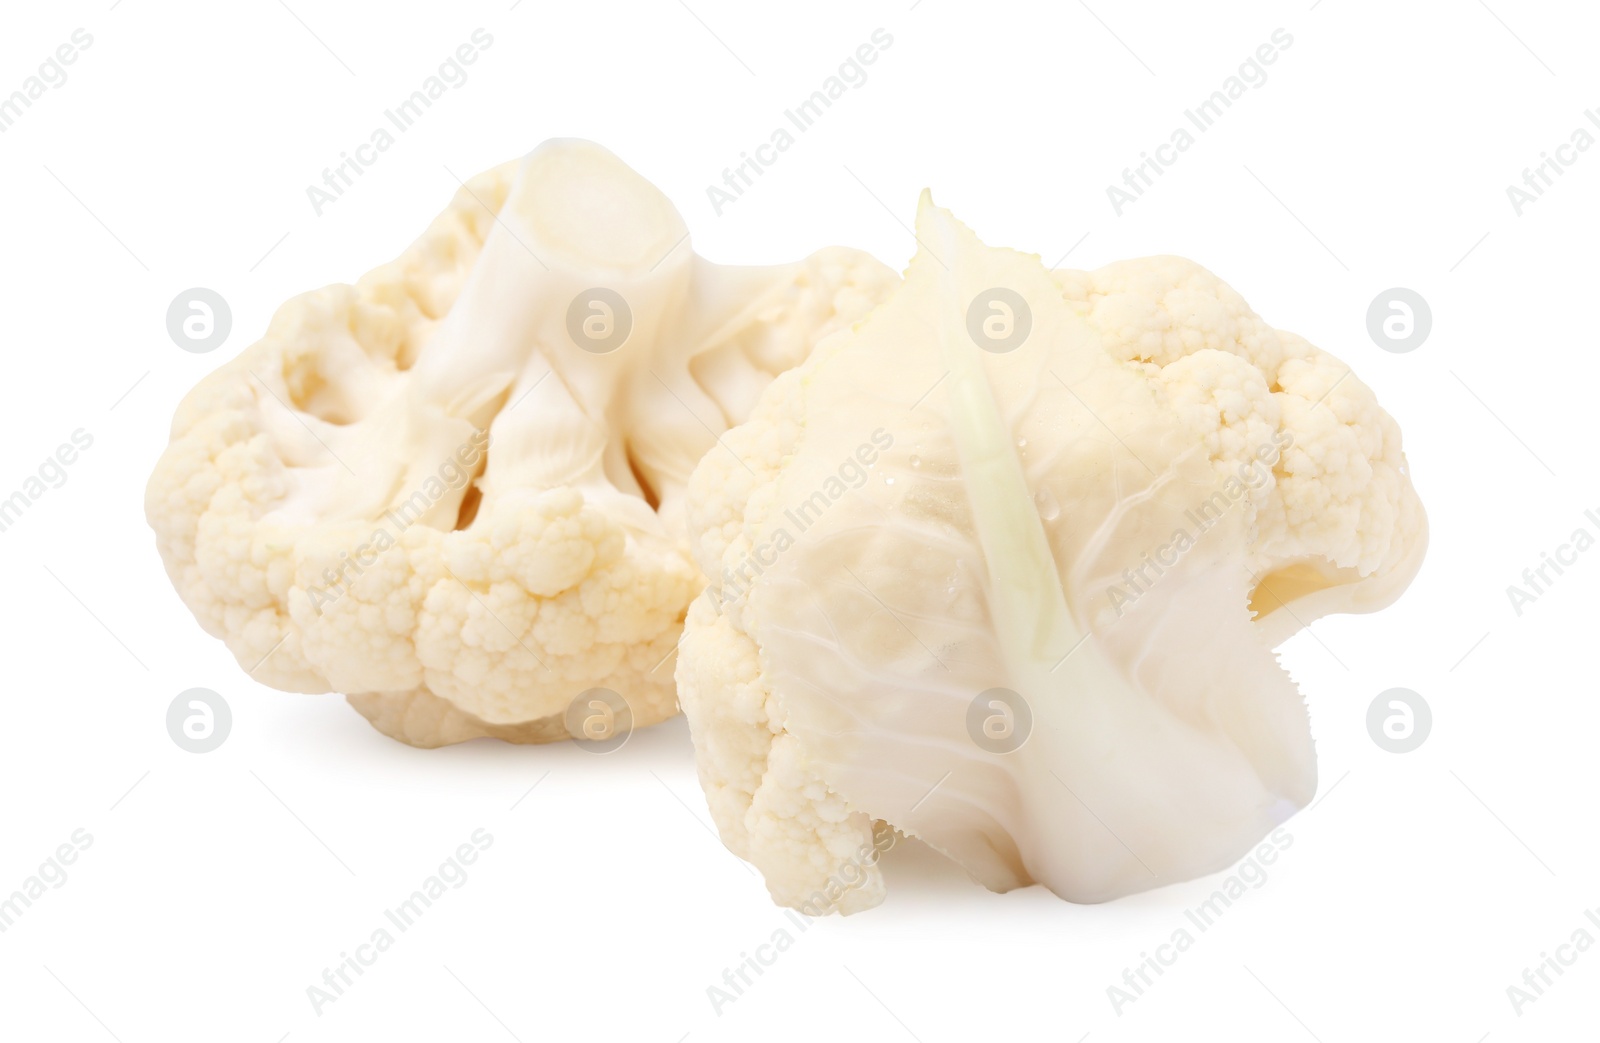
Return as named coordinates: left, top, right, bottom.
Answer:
left=677, top=198, right=1425, bottom=912
left=146, top=140, right=896, bottom=747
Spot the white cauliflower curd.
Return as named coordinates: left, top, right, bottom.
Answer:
left=145, top=140, right=896, bottom=747
left=676, top=197, right=1425, bottom=912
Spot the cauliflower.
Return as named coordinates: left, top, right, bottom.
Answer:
left=676, top=197, right=1426, bottom=913
left=146, top=140, right=896, bottom=747
left=1050, top=259, right=1427, bottom=645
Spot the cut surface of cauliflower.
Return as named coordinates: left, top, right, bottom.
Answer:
left=678, top=197, right=1424, bottom=912
left=146, top=140, right=897, bottom=747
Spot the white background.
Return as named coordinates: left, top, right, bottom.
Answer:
left=1, top=1, right=1596, bottom=1040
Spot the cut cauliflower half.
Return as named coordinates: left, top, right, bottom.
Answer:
left=1051, top=258, right=1427, bottom=645
left=146, top=139, right=897, bottom=748
left=678, top=197, right=1425, bottom=913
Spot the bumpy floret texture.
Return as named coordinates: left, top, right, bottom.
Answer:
left=1051, top=259, right=1426, bottom=642
left=678, top=198, right=1425, bottom=913
left=147, top=141, right=897, bottom=747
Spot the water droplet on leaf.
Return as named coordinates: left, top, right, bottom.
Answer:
left=1035, top=487, right=1060, bottom=521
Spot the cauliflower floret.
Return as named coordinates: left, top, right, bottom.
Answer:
left=678, top=199, right=1425, bottom=913
left=146, top=140, right=897, bottom=747
left=1053, top=257, right=1427, bottom=643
